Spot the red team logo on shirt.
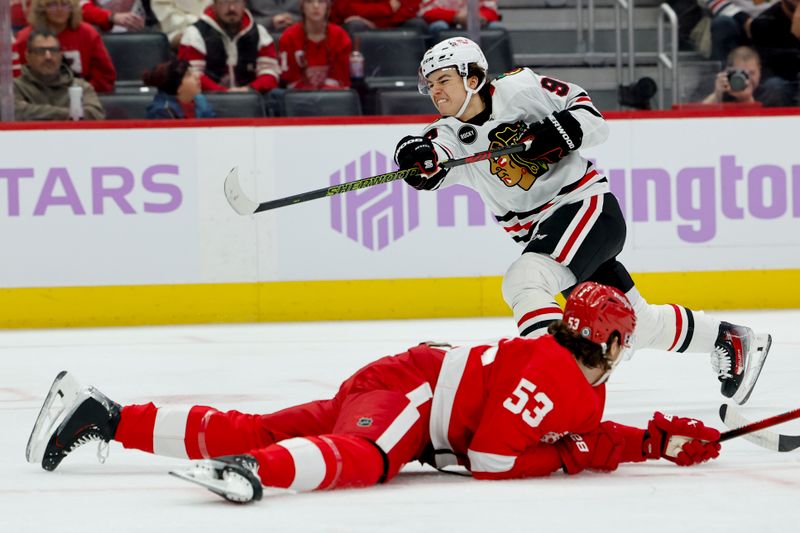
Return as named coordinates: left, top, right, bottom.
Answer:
left=488, top=121, right=550, bottom=191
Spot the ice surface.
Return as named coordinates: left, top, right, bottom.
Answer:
left=2, top=311, right=799, bottom=532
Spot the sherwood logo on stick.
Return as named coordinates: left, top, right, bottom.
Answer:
left=329, top=151, right=420, bottom=251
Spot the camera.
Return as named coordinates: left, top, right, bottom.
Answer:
left=618, top=77, right=658, bottom=110
left=727, top=68, right=750, bottom=92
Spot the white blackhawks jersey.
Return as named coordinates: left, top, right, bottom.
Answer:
left=421, top=67, right=610, bottom=246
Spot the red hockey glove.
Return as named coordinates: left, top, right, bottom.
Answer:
left=642, top=412, right=721, bottom=466
left=556, top=421, right=626, bottom=475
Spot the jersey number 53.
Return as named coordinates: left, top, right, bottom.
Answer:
left=503, top=378, right=554, bottom=428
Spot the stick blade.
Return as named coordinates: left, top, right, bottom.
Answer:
left=720, top=403, right=781, bottom=451
left=224, top=167, right=259, bottom=215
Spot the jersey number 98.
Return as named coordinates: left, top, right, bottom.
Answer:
left=503, top=378, right=554, bottom=428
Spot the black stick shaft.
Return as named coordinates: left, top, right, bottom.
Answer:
left=719, top=407, right=800, bottom=442
left=252, top=141, right=530, bottom=213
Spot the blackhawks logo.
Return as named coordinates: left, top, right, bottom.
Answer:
left=488, top=121, right=549, bottom=191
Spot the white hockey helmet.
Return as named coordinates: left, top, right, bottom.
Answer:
left=418, top=37, right=489, bottom=117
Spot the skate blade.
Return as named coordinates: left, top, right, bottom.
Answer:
left=25, top=371, right=83, bottom=463
left=734, top=333, right=772, bottom=405
left=170, top=467, right=294, bottom=500
left=169, top=468, right=228, bottom=495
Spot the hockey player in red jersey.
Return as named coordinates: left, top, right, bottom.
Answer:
left=394, top=37, right=771, bottom=406
left=27, top=282, right=721, bottom=504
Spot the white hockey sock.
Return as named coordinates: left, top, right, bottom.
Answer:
left=502, top=253, right=576, bottom=338
left=625, top=287, right=719, bottom=354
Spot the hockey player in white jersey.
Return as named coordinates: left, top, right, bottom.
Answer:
left=393, top=36, right=771, bottom=405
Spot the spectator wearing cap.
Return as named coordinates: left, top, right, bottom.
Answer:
left=143, top=58, right=216, bottom=118
left=13, top=0, right=117, bottom=93
left=178, top=0, right=280, bottom=93
left=279, top=0, right=351, bottom=90
left=14, top=27, right=106, bottom=120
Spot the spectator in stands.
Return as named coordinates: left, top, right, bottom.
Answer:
left=419, top=0, right=501, bottom=42
left=179, top=0, right=280, bottom=92
left=750, top=0, right=800, bottom=85
left=248, top=0, right=301, bottom=33
left=14, top=28, right=106, bottom=120
left=702, top=0, right=777, bottom=61
left=330, top=0, right=427, bottom=35
left=152, top=0, right=212, bottom=47
left=279, top=0, right=351, bottom=89
left=79, top=0, right=146, bottom=32
left=11, top=0, right=31, bottom=31
left=13, top=0, right=117, bottom=93
left=701, top=45, right=793, bottom=106
left=12, top=0, right=148, bottom=32
left=142, top=58, right=216, bottom=118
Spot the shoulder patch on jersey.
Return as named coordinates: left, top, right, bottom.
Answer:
left=494, top=67, right=524, bottom=80
left=458, top=125, right=477, bottom=144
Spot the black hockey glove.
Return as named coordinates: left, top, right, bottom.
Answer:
left=394, top=135, right=449, bottom=190
left=521, top=110, right=584, bottom=165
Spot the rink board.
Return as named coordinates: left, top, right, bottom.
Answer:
left=1, top=110, right=800, bottom=327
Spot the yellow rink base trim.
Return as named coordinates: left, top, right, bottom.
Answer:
left=1, top=269, right=799, bottom=328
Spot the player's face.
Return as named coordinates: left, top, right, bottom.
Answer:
left=425, top=68, right=468, bottom=116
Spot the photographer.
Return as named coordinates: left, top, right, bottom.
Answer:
left=702, top=45, right=793, bottom=106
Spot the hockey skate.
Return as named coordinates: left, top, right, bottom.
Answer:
left=26, top=371, right=121, bottom=471
left=712, top=322, right=772, bottom=405
left=170, top=455, right=264, bottom=504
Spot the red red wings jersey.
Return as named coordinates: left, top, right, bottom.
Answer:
left=428, top=336, right=605, bottom=476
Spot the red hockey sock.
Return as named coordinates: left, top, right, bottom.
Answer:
left=250, top=434, right=385, bottom=492
left=115, top=404, right=269, bottom=459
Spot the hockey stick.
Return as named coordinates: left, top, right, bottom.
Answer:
left=718, top=404, right=800, bottom=451
left=223, top=140, right=532, bottom=215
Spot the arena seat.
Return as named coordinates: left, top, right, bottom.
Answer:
left=97, top=93, right=153, bottom=119
left=283, top=89, right=362, bottom=117
left=355, top=30, right=426, bottom=90
left=101, top=32, right=173, bottom=92
left=376, top=89, right=436, bottom=116
left=203, top=92, right=266, bottom=118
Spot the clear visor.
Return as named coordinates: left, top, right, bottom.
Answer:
left=592, top=344, right=631, bottom=387
left=417, top=66, right=462, bottom=95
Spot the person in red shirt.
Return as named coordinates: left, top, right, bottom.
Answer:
left=330, top=0, right=427, bottom=34
left=178, top=0, right=280, bottom=93
left=78, top=0, right=145, bottom=32
left=279, top=0, right=352, bottom=90
left=26, top=282, right=721, bottom=504
left=13, top=0, right=117, bottom=93
left=419, top=0, right=502, bottom=41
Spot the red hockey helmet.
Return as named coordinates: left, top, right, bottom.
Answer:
left=563, top=282, right=636, bottom=349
